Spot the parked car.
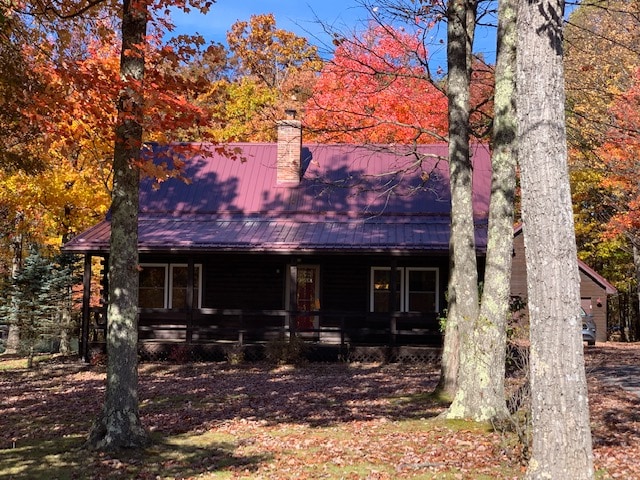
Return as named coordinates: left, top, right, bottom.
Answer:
left=581, top=308, right=596, bottom=346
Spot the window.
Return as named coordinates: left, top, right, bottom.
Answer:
left=139, top=263, right=202, bottom=309
left=371, top=267, right=438, bottom=313
left=169, top=265, right=201, bottom=308
left=139, top=265, right=167, bottom=308
left=372, top=268, right=402, bottom=313
left=406, top=268, right=437, bottom=313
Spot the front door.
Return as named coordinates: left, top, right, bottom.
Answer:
left=293, top=265, right=319, bottom=333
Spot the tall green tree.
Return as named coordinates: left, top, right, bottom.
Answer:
left=0, top=247, right=75, bottom=365
left=517, top=0, right=594, bottom=477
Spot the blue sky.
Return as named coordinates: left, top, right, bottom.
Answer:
left=170, top=0, right=497, bottom=67
left=171, top=1, right=366, bottom=52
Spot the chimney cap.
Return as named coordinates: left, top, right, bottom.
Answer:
left=284, top=109, right=297, bottom=119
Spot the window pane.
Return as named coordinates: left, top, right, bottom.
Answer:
left=407, top=270, right=437, bottom=312
left=373, top=269, right=391, bottom=291
left=139, top=266, right=165, bottom=308
left=408, top=292, right=436, bottom=313
left=374, top=291, right=389, bottom=312
left=408, top=270, right=436, bottom=291
left=372, top=269, right=401, bottom=312
left=171, top=266, right=200, bottom=308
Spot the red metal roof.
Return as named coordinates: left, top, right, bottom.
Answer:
left=64, top=143, right=492, bottom=254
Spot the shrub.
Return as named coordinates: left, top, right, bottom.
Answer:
left=226, top=343, right=244, bottom=365
left=265, top=335, right=307, bottom=365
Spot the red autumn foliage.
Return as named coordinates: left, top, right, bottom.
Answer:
left=598, top=67, right=640, bottom=240
left=305, top=25, right=449, bottom=144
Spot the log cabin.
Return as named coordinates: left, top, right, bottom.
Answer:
left=64, top=115, right=614, bottom=361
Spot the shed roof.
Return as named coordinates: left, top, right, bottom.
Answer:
left=64, top=142, right=492, bottom=254
left=513, top=225, right=617, bottom=294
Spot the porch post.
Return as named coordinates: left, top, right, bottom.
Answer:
left=101, top=255, right=109, bottom=305
left=389, top=260, right=398, bottom=348
left=81, top=254, right=91, bottom=363
left=100, top=255, right=109, bottom=350
left=186, top=257, right=194, bottom=344
left=288, top=264, right=298, bottom=337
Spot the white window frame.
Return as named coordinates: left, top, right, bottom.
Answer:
left=370, top=267, right=405, bottom=312
left=405, top=267, right=439, bottom=313
left=139, top=263, right=169, bottom=309
left=139, top=263, right=202, bottom=309
left=370, top=266, right=439, bottom=313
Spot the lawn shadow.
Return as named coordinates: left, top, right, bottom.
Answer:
left=0, top=360, right=105, bottom=449
left=584, top=345, right=640, bottom=449
left=1, top=356, right=444, bottom=477
left=589, top=381, right=640, bottom=449
left=138, top=361, right=444, bottom=435
left=0, top=433, right=269, bottom=479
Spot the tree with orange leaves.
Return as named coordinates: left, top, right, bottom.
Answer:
left=1, top=0, right=217, bottom=450
left=195, top=13, right=322, bottom=142
left=305, top=25, right=449, bottom=144
left=598, top=68, right=640, bottom=320
left=599, top=66, right=640, bottom=231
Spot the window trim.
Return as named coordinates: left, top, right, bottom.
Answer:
left=139, top=263, right=202, bottom=309
left=405, top=267, right=439, bottom=313
left=370, top=266, right=405, bottom=312
left=139, top=263, right=168, bottom=309
left=370, top=266, right=439, bottom=313
left=169, top=264, right=203, bottom=309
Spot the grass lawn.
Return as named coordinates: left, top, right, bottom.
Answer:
left=1, top=344, right=639, bottom=479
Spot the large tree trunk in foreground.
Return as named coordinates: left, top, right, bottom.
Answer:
left=86, top=0, right=149, bottom=450
left=439, top=0, right=479, bottom=404
left=448, top=0, right=518, bottom=421
left=517, top=0, right=594, bottom=478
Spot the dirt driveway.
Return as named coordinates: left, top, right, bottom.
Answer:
left=586, top=342, right=640, bottom=398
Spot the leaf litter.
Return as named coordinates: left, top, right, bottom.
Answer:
left=0, top=344, right=638, bottom=479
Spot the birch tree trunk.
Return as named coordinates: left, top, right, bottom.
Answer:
left=86, top=0, right=149, bottom=450
left=517, top=0, right=594, bottom=477
left=438, top=0, right=479, bottom=400
left=5, top=212, right=24, bottom=354
left=448, top=0, right=518, bottom=421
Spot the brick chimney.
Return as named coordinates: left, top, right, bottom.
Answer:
left=276, top=109, right=302, bottom=185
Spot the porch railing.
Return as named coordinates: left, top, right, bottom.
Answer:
left=83, top=306, right=442, bottom=360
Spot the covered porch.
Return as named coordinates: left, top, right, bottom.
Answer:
left=78, top=251, right=447, bottom=363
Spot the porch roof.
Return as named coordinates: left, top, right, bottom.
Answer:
left=64, top=215, right=488, bottom=254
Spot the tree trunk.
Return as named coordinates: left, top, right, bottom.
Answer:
left=448, top=0, right=518, bottom=421
left=517, top=0, right=594, bottom=478
left=633, top=243, right=640, bottom=340
left=86, top=0, right=149, bottom=450
left=5, top=212, right=24, bottom=354
left=60, top=210, right=74, bottom=355
left=439, top=0, right=479, bottom=403
left=59, top=309, right=72, bottom=355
